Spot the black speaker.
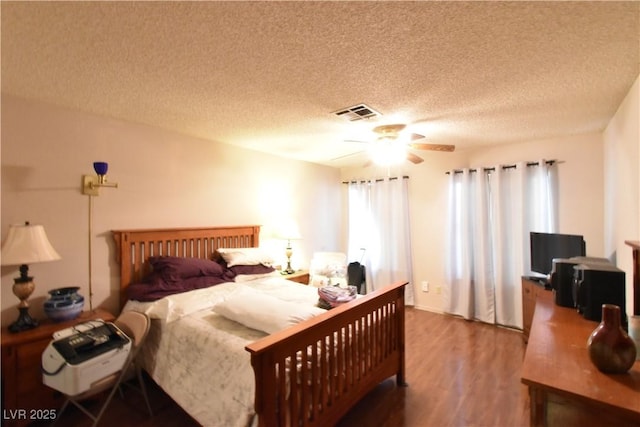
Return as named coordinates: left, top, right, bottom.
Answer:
left=551, top=257, right=610, bottom=308
left=573, top=263, right=626, bottom=323
left=551, top=259, right=578, bottom=307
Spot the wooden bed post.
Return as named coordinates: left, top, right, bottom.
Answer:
left=250, top=351, right=279, bottom=427
left=112, top=230, right=133, bottom=311
left=396, top=285, right=408, bottom=387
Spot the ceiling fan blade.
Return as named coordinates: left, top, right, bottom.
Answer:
left=409, top=133, right=426, bottom=141
left=407, top=152, right=424, bottom=164
left=409, top=143, right=455, bottom=152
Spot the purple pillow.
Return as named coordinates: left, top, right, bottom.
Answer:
left=128, top=272, right=228, bottom=302
left=149, top=256, right=224, bottom=282
left=223, top=264, right=275, bottom=280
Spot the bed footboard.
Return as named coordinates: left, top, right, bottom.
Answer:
left=245, top=281, right=407, bottom=427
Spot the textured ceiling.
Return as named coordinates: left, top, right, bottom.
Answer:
left=1, top=1, right=639, bottom=167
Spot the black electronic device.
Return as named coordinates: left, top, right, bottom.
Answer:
left=347, top=261, right=365, bottom=294
left=550, top=256, right=611, bottom=308
left=573, top=263, right=626, bottom=324
left=530, top=232, right=586, bottom=276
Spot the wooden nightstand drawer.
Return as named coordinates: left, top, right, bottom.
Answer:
left=17, top=339, right=51, bottom=395
left=282, top=270, right=310, bottom=285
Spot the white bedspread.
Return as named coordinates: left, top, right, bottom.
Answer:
left=123, top=276, right=322, bottom=427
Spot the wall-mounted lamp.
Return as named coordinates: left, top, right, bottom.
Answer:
left=82, top=162, right=118, bottom=196
left=81, top=162, right=118, bottom=312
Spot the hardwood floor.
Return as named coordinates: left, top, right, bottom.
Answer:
left=48, top=308, right=530, bottom=427
left=337, top=308, right=529, bottom=427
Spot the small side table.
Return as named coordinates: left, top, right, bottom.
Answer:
left=1, top=308, right=115, bottom=427
left=282, top=270, right=310, bottom=285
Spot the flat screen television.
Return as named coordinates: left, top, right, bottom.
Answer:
left=530, top=232, right=586, bottom=276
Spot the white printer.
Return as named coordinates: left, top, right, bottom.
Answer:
left=42, top=319, right=131, bottom=395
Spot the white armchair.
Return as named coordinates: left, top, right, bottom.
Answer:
left=308, top=252, right=347, bottom=287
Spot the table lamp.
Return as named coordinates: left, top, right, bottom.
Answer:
left=1, top=222, right=61, bottom=333
left=275, top=220, right=302, bottom=274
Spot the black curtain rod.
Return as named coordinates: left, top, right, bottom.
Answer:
left=342, top=175, right=410, bottom=184
left=445, top=160, right=559, bottom=175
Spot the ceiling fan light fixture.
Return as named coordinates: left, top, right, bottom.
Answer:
left=369, top=139, right=407, bottom=166
left=338, top=122, right=451, bottom=167
left=373, top=124, right=406, bottom=135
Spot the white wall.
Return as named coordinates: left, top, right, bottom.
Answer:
left=341, top=132, right=605, bottom=313
left=468, top=134, right=605, bottom=253
left=604, top=74, right=640, bottom=316
left=1, top=95, right=342, bottom=325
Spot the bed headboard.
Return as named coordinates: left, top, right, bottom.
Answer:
left=112, top=225, right=261, bottom=309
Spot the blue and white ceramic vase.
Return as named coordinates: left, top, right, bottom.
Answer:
left=44, top=287, right=85, bottom=322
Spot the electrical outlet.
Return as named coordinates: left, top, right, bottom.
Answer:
left=421, top=281, right=429, bottom=292
left=436, top=286, right=442, bottom=295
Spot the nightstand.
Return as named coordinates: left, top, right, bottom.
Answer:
left=282, top=270, right=310, bottom=285
left=1, top=308, right=115, bottom=427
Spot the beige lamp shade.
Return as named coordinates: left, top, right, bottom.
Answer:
left=271, top=219, right=301, bottom=274
left=1, top=223, right=61, bottom=266
left=2, top=222, right=61, bottom=333
left=274, top=219, right=302, bottom=241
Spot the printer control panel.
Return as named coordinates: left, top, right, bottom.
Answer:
left=52, top=322, right=129, bottom=365
left=66, top=326, right=110, bottom=350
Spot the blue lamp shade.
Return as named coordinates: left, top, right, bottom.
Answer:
left=93, top=162, right=109, bottom=175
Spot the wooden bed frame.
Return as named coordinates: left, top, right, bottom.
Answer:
left=112, top=225, right=407, bottom=427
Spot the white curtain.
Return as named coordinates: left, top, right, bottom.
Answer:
left=347, top=177, right=414, bottom=305
left=444, top=161, right=558, bottom=328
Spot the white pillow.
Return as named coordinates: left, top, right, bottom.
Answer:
left=212, top=288, right=326, bottom=334
left=217, top=247, right=274, bottom=267
left=233, top=270, right=281, bottom=283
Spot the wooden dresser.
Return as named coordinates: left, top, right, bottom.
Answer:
left=624, top=240, right=640, bottom=315
left=1, top=308, right=114, bottom=427
left=521, top=294, right=640, bottom=426
left=521, top=276, right=550, bottom=342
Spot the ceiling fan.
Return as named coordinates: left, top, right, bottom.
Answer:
left=337, top=124, right=455, bottom=166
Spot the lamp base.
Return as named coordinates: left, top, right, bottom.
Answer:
left=9, top=307, right=39, bottom=333
left=284, top=257, right=295, bottom=274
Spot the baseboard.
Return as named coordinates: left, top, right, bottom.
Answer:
left=412, top=304, right=444, bottom=314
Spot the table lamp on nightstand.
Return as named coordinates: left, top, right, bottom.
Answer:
left=275, top=220, right=302, bottom=274
left=1, top=222, right=61, bottom=333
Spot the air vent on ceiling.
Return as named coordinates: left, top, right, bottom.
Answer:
left=332, top=104, right=381, bottom=121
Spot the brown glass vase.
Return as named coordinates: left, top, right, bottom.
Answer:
left=587, top=304, right=637, bottom=374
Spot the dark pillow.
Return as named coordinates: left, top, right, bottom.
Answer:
left=128, top=272, right=228, bottom=302
left=211, top=250, right=226, bottom=266
left=223, top=263, right=276, bottom=280
left=149, top=256, right=224, bottom=282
